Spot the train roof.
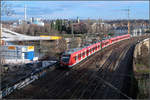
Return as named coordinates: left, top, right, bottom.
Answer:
left=63, top=42, right=101, bottom=55
left=62, top=34, right=130, bottom=56
left=63, top=46, right=88, bottom=55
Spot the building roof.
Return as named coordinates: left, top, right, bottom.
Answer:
left=114, top=25, right=149, bottom=31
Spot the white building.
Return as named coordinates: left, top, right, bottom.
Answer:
left=113, top=26, right=149, bottom=36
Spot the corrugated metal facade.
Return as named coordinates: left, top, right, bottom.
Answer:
left=0, top=45, right=34, bottom=60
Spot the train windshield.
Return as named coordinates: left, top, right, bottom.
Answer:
left=61, top=55, right=70, bottom=63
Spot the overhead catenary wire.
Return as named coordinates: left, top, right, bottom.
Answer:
left=95, top=75, right=132, bottom=100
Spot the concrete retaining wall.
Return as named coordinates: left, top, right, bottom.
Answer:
left=133, top=38, right=150, bottom=99
left=134, top=38, right=150, bottom=59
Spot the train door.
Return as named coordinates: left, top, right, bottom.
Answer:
left=78, top=53, right=81, bottom=61
left=96, top=45, right=97, bottom=51
left=81, top=52, right=83, bottom=60
left=76, top=54, right=78, bottom=63
left=101, top=42, right=103, bottom=48
left=97, top=45, right=100, bottom=50
left=110, top=39, right=112, bottom=44
left=90, top=48, right=91, bottom=54
left=100, top=43, right=102, bottom=49
left=82, top=51, right=85, bottom=58
left=86, top=49, right=89, bottom=56
left=93, top=47, right=95, bottom=53
left=74, top=56, right=76, bottom=64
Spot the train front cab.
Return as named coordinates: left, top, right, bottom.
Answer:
left=60, top=54, right=72, bottom=67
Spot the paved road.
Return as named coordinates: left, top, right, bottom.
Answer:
left=2, top=28, right=60, bottom=41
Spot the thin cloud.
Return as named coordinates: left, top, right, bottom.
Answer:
left=2, top=1, right=149, bottom=20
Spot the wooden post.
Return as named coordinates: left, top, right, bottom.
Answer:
left=71, top=21, right=74, bottom=38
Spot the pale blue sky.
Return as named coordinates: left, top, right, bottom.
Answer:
left=2, top=1, right=149, bottom=20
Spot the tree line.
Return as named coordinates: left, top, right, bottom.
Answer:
left=14, top=19, right=88, bottom=36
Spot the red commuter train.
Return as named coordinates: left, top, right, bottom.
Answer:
left=60, top=34, right=130, bottom=67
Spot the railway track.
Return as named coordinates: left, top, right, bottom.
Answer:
left=92, top=43, right=132, bottom=99
left=55, top=39, right=128, bottom=98
left=86, top=37, right=146, bottom=99
left=79, top=39, right=131, bottom=99
left=5, top=36, right=148, bottom=99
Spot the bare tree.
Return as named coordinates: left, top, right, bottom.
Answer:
left=1, top=2, right=15, bottom=16
left=0, top=2, right=15, bottom=74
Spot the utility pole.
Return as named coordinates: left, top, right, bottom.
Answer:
left=99, top=18, right=102, bottom=33
left=87, top=17, right=90, bottom=40
left=85, top=17, right=91, bottom=44
left=70, top=20, right=74, bottom=49
left=88, top=17, right=90, bottom=26
left=71, top=20, right=74, bottom=38
left=127, top=8, right=130, bottom=34
left=121, top=8, right=130, bottom=34
left=99, top=18, right=102, bottom=40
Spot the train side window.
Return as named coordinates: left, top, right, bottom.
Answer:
left=74, top=56, right=76, bottom=61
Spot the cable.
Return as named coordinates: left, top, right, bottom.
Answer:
left=95, top=75, right=132, bottom=100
